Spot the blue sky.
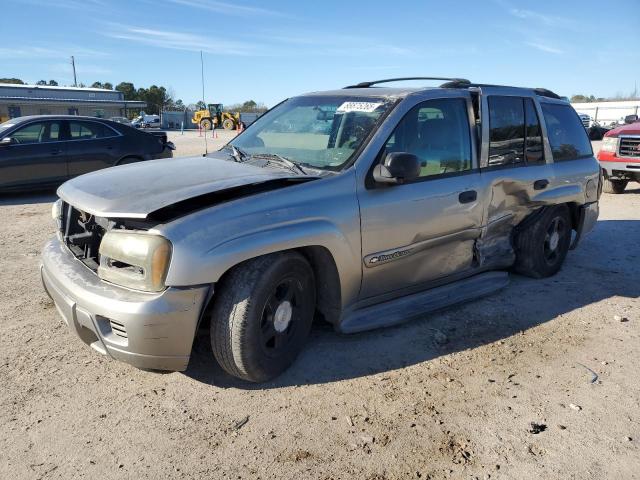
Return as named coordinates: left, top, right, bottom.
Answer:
left=1, top=0, right=639, bottom=106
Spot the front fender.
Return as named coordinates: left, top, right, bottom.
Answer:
left=164, top=219, right=362, bottom=309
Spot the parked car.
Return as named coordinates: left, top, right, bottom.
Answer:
left=577, top=113, right=610, bottom=140
left=41, top=78, right=600, bottom=382
left=131, top=114, right=161, bottom=129
left=597, top=114, right=640, bottom=193
left=0, top=115, right=174, bottom=191
left=109, top=116, right=132, bottom=126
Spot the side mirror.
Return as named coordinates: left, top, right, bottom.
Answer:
left=373, top=152, right=421, bottom=185
left=624, top=114, right=639, bottom=124
left=0, top=137, right=13, bottom=147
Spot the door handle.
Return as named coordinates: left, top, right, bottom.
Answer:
left=534, top=179, right=549, bottom=190
left=458, top=190, right=477, bottom=204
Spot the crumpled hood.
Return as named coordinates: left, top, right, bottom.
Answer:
left=58, top=153, right=300, bottom=219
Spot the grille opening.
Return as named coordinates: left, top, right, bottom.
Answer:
left=61, top=203, right=105, bottom=271
left=109, top=319, right=128, bottom=339
left=619, top=137, right=640, bottom=158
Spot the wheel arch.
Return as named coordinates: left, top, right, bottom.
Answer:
left=115, top=155, right=144, bottom=166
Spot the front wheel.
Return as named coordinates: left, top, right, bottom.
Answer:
left=602, top=177, right=627, bottom=194
left=210, top=252, right=316, bottom=382
left=200, top=119, right=212, bottom=131
left=513, top=205, right=572, bottom=278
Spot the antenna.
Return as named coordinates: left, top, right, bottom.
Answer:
left=71, top=56, right=77, bottom=87
left=200, top=50, right=208, bottom=155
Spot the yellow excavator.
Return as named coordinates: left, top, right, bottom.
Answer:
left=191, top=103, right=241, bottom=130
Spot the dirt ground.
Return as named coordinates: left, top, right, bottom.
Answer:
left=167, top=129, right=238, bottom=158
left=1, top=144, right=639, bottom=479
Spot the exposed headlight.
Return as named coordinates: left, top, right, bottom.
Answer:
left=51, top=198, right=62, bottom=221
left=601, top=136, right=619, bottom=153
left=98, top=231, right=172, bottom=292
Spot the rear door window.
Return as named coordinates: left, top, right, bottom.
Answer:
left=69, top=121, right=113, bottom=140
left=541, top=103, right=593, bottom=161
left=524, top=99, right=544, bottom=164
left=488, top=96, right=525, bottom=166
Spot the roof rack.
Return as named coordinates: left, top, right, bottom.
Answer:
left=440, top=81, right=563, bottom=99
left=344, top=77, right=471, bottom=89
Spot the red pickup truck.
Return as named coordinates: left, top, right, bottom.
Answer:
left=597, top=115, right=640, bottom=193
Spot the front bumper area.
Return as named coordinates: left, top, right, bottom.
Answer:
left=598, top=159, right=640, bottom=177
left=41, top=237, right=209, bottom=371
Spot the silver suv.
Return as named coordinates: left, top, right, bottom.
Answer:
left=41, top=77, right=601, bottom=382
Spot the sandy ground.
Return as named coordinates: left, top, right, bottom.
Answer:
left=1, top=142, right=639, bottom=480
left=167, top=129, right=238, bottom=158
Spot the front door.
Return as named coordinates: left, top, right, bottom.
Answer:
left=358, top=96, right=483, bottom=300
left=0, top=120, right=67, bottom=189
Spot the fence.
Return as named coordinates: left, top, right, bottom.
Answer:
left=571, top=100, right=640, bottom=127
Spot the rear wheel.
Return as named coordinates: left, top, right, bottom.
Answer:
left=201, top=119, right=212, bottom=130
left=222, top=118, right=235, bottom=130
left=513, top=205, right=572, bottom=278
left=210, top=252, right=316, bottom=382
left=602, top=177, right=627, bottom=194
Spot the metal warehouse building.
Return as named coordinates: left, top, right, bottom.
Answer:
left=0, top=83, right=146, bottom=122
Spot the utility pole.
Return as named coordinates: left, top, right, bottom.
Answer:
left=200, top=50, right=208, bottom=154
left=71, top=56, right=77, bottom=87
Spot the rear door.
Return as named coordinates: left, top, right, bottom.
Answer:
left=357, top=94, right=483, bottom=300
left=65, top=120, right=122, bottom=177
left=476, top=89, right=552, bottom=263
left=0, top=120, right=67, bottom=189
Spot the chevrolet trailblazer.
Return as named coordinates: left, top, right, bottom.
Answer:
left=41, top=77, right=601, bottom=382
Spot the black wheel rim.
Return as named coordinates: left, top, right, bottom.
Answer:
left=543, top=216, right=566, bottom=264
left=259, top=277, right=302, bottom=356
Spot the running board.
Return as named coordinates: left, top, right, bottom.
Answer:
left=337, top=271, right=509, bottom=334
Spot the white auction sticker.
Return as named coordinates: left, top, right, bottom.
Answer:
left=336, top=102, right=383, bottom=113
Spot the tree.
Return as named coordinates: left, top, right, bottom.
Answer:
left=48, top=80, right=58, bottom=86
left=115, top=82, right=137, bottom=100
left=104, top=82, right=113, bottom=90
left=36, top=80, right=47, bottom=85
left=0, top=78, right=24, bottom=84
left=91, top=81, right=104, bottom=89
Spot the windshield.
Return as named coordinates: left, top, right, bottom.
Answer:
left=230, top=95, right=395, bottom=170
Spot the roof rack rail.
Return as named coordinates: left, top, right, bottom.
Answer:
left=344, top=77, right=471, bottom=89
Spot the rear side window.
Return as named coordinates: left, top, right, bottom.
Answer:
left=488, top=96, right=525, bottom=166
left=69, top=121, right=113, bottom=140
left=524, top=99, right=544, bottom=164
left=541, top=103, right=592, bottom=161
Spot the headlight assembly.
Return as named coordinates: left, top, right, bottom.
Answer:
left=601, top=136, right=619, bottom=153
left=98, top=231, right=172, bottom=292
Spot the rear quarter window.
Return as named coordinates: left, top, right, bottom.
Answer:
left=541, top=103, right=593, bottom=161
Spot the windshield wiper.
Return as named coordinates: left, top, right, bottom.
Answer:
left=223, top=144, right=248, bottom=163
left=251, top=153, right=308, bottom=175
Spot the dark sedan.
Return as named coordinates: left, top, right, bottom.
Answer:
left=0, top=115, right=174, bottom=191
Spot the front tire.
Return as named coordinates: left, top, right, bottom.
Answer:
left=602, top=177, right=627, bottom=194
left=201, top=119, right=212, bottom=131
left=513, top=205, right=572, bottom=278
left=211, top=252, right=316, bottom=382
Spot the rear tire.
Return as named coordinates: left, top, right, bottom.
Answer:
left=222, top=118, right=235, bottom=130
left=513, top=205, right=572, bottom=279
left=602, top=177, right=627, bottom=194
left=210, top=252, right=316, bottom=382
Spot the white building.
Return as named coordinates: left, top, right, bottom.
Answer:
left=571, top=100, right=640, bottom=127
